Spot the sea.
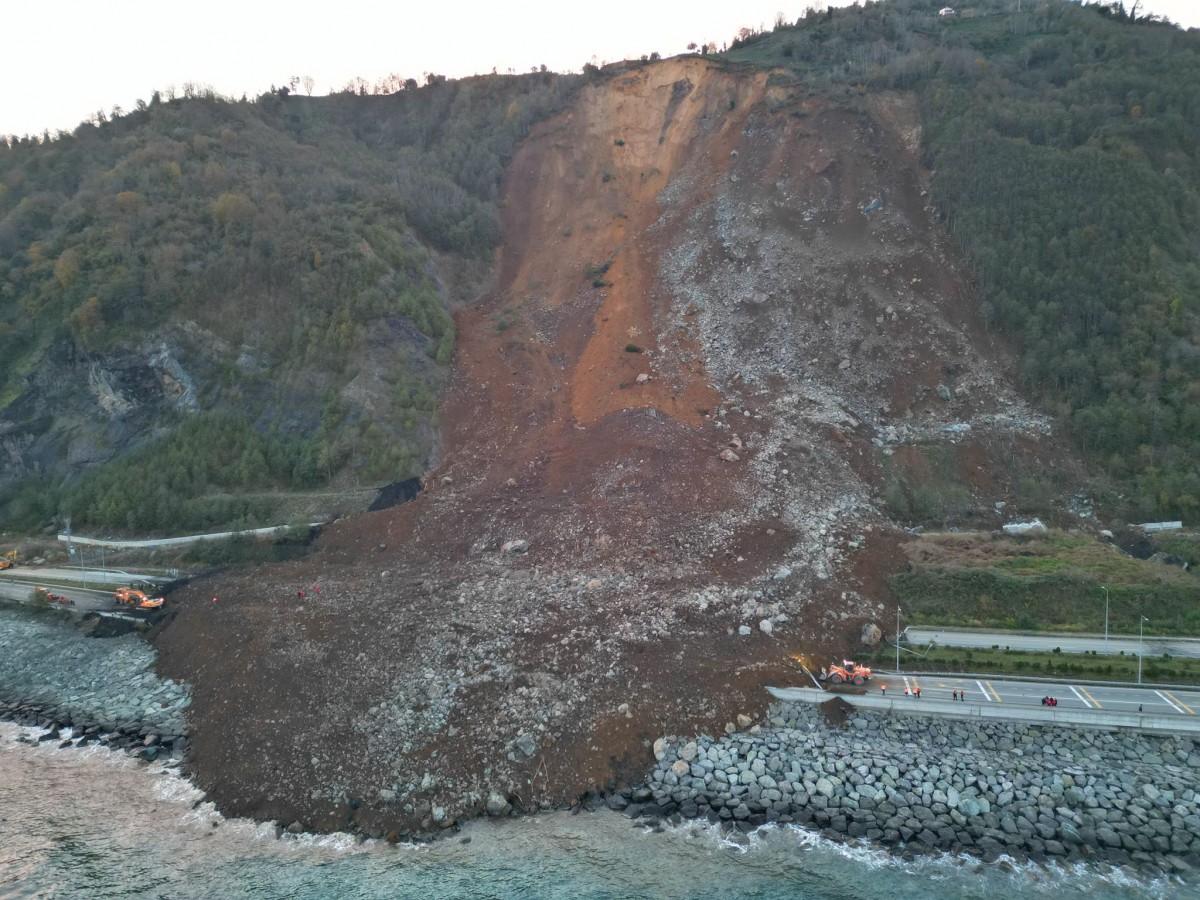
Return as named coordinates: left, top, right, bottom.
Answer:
left=0, top=724, right=1184, bottom=899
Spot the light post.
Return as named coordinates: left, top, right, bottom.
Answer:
left=1101, top=585, right=1109, bottom=650
left=1138, top=615, right=1148, bottom=685
left=895, top=606, right=902, bottom=674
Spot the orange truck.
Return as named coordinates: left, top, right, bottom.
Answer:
left=114, top=587, right=164, bottom=610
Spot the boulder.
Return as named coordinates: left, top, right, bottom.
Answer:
left=501, top=539, right=530, bottom=554
left=511, top=733, right=538, bottom=758
left=860, top=622, right=883, bottom=647
left=719, top=449, right=740, bottom=463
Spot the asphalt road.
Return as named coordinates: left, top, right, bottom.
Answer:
left=875, top=673, right=1200, bottom=717
left=906, top=627, right=1200, bottom=659
left=0, top=579, right=117, bottom=612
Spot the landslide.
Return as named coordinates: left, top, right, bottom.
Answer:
left=155, top=58, right=1077, bottom=837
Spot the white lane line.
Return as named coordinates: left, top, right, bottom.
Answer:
left=975, top=679, right=992, bottom=702
left=903, top=676, right=912, bottom=695
left=1069, top=685, right=1093, bottom=708
left=1156, top=690, right=1186, bottom=714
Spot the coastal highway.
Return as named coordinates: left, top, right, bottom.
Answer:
left=874, top=673, right=1200, bottom=717
left=0, top=578, right=128, bottom=613
left=906, top=627, right=1200, bottom=659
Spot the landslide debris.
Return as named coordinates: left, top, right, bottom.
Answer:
left=155, top=58, right=1076, bottom=838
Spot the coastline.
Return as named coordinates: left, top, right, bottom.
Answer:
left=3, top=602, right=1199, bottom=883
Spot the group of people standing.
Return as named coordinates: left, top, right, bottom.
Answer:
left=1041, top=696, right=1059, bottom=706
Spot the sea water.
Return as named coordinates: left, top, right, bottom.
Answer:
left=0, top=724, right=1182, bottom=899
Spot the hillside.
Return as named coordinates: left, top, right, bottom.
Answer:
left=0, top=72, right=579, bottom=533
left=721, top=0, right=1200, bottom=522
left=3, top=0, right=1199, bottom=841
left=152, top=54, right=1087, bottom=836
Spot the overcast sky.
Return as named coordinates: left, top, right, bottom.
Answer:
left=3, top=0, right=1197, bottom=138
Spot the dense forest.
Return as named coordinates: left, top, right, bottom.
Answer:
left=723, top=0, right=1200, bottom=521
left=0, top=71, right=580, bottom=532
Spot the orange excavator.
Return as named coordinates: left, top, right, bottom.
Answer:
left=114, top=587, right=164, bottom=610
left=822, top=659, right=872, bottom=686
left=0, top=550, right=18, bottom=571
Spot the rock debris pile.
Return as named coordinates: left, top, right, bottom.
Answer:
left=0, top=608, right=189, bottom=759
left=633, top=703, right=1200, bottom=880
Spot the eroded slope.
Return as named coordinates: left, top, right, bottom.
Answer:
left=155, top=59, right=1073, bottom=837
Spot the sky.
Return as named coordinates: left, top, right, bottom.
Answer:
left=3, top=0, right=1198, bottom=139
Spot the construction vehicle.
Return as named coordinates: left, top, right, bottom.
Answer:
left=821, top=659, right=872, bottom=686
left=114, top=587, right=164, bottom=610
left=0, top=550, right=18, bottom=571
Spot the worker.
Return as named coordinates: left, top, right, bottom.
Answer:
left=298, top=588, right=305, bottom=600
left=212, top=597, right=217, bottom=604
left=881, top=684, right=886, bottom=696
left=915, top=687, right=921, bottom=699
left=904, top=687, right=910, bottom=698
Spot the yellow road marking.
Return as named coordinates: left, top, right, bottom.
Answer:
left=1164, top=691, right=1195, bottom=715
left=1078, top=686, right=1102, bottom=709
left=985, top=681, right=1002, bottom=702
left=911, top=677, right=920, bottom=693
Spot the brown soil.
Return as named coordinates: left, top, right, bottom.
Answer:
left=153, top=59, right=1073, bottom=839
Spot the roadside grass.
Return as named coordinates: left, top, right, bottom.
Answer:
left=867, top=645, right=1200, bottom=686
left=892, top=531, right=1200, bottom=637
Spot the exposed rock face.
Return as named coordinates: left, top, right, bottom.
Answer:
left=0, top=316, right=443, bottom=495
left=154, top=59, right=1074, bottom=839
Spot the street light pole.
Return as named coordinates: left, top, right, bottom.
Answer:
left=1101, top=585, right=1109, bottom=650
left=1138, top=615, right=1148, bottom=685
left=895, top=606, right=901, bottom=674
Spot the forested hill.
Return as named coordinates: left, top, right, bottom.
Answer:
left=3, top=0, right=1199, bottom=538
left=0, top=72, right=580, bottom=533
left=722, top=0, right=1200, bottom=522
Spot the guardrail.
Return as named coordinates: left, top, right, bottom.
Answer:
left=766, top=686, right=1200, bottom=738
left=58, top=522, right=324, bottom=550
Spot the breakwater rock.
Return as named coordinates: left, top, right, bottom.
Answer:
left=635, top=702, right=1200, bottom=879
left=0, top=607, right=189, bottom=758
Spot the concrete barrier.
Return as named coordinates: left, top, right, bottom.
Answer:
left=766, top=686, right=1200, bottom=738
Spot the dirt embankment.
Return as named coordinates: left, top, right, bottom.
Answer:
left=154, top=59, right=1071, bottom=839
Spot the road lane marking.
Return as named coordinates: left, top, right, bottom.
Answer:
left=975, top=679, right=995, bottom=701
left=1162, top=690, right=1195, bottom=715
left=1077, top=686, right=1102, bottom=709
left=1156, top=690, right=1187, bottom=714
left=986, top=681, right=1002, bottom=702
left=1069, top=686, right=1093, bottom=708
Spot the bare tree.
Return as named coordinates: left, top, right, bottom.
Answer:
left=302, top=75, right=315, bottom=95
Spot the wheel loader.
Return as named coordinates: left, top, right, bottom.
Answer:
left=820, top=659, right=872, bottom=686
left=0, top=550, right=18, bottom=571
left=114, top=587, right=164, bottom=610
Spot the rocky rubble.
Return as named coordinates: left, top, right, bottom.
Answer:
left=0, top=607, right=189, bottom=759
left=634, top=703, right=1200, bottom=880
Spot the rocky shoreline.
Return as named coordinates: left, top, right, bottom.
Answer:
left=0, top=606, right=189, bottom=761
left=625, top=700, right=1200, bottom=880
left=6, top=600, right=1200, bottom=880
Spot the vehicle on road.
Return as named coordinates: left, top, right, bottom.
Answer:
left=34, top=586, right=73, bottom=606
left=822, top=660, right=872, bottom=686
left=0, top=550, right=18, bottom=571
left=114, top=587, right=164, bottom=610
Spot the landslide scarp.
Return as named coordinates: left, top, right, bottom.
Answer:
left=155, top=58, right=1079, bottom=837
